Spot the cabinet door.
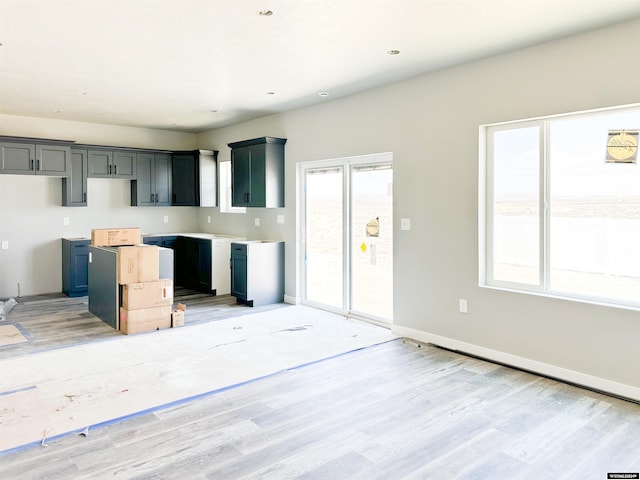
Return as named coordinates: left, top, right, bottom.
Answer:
left=230, top=251, right=248, bottom=299
left=154, top=153, right=172, bottom=206
left=132, top=153, right=155, bottom=206
left=113, top=151, right=136, bottom=179
left=72, top=245, right=90, bottom=292
left=88, top=150, right=113, bottom=177
left=247, top=145, right=267, bottom=207
left=172, top=153, right=198, bottom=206
left=231, top=147, right=252, bottom=206
left=36, top=144, right=70, bottom=175
left=62, top=149, right=88, bottom=206
left=1, top=142, right=34, bottom=173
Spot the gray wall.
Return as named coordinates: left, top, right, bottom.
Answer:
left=1, top=18, right=639, bottom=399
left=196, top=18, right=640, bottom=399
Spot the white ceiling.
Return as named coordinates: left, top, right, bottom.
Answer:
left=2, top=0, right=640, bottom=133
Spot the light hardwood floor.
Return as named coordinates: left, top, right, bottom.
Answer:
left=0, top=289, right=283, bottom=359
left=1, top=295, right=640, bottom=479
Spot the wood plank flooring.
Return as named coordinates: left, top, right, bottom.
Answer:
left=0, top=288, right=284, bottom=359
left=1, top=298, right=640, bottom=479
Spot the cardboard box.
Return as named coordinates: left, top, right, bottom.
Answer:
left=117, top=245, right=159, bottom=284
left=121, top=279, right=173, bottom=310
left=171, top=309, right=184, bottom=328
left=91, top=228, right=141, bottom=247
left=120, top=306, right=171, bottom=334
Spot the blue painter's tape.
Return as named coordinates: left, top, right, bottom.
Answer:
left=0, top=385, right=37, bottom=397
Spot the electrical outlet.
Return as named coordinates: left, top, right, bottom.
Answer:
left=163, top=215, right=169, bottom=224
left=254, top=218, right=261, bottom=227
left=277, top=214, right=285, bottom=224
left=1, top=241, right=8, bottom=250
left=207, top=215, right=211, bottom=223
left=459, top=298, right=468, bottom=314
left=401, top=218, right=411, bottom=231
left=63, top=216, right=69, bottom=226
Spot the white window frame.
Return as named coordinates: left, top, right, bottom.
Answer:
left=218, top=160, right=246, bottom=214
left=480, top=103, right=640, bottom=310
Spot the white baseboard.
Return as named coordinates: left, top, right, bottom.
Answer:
left=392, top=325, right=640, bottom=403
left=284, top=295, right=300, bottom=305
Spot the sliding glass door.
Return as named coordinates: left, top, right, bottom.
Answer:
left=302, top=153, right=393, bottom=323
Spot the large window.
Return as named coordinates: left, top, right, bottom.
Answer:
left=482, top=104, right=640, bottom=308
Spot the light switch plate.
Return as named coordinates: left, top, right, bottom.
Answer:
left=207, top=216, right=211, bottom=223
left=400, top=218, right=411, bottom=231
left=163, top=215, right=169, bottom=224
left=254, top=218, right=261, bottom=227
left=277, top=214, right=285, bottom=224
left=63, top=216, right=69, bottom=226
left=1, top=241, right=8, bottom=250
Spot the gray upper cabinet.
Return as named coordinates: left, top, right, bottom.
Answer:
left=228, top=136, right=286, bottom=208
left=62, top=148, right=88, bottom=207
left=0, top=139, right=71, bottom=176
left=88, top=149, right=136, bottom=179
left=131, top=152, right=172, bottom=206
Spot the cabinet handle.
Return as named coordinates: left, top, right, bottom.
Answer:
left=244, top=192, right=250, bottom=203
left=108, top=164, right=112, bottom=175
left=37, top=159, right=41, bottom=171
left=150, top=193, right=154, bottom=202
left=172, top=193, right=176, bottom=204
left=83, top=192, right=87, bottom=203
left=155, top=193, right=158, bottom=203
left=30, top=159, right=34, bottom=170
left=114, top=164, right=117, bottom=176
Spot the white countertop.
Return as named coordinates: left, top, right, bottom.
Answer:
left=143, top=232, right=243, bottom=240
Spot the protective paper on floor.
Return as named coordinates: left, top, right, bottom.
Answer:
left=0, top=324, right=28, bottom=347
left=0, top=387, right=51, bottom=449
left=0, top=305, right=396, bottom=452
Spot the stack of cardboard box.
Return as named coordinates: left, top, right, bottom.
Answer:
left=91, top=228, right=177, bottom=335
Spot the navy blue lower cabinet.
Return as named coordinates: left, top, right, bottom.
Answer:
left=62, top=237, right=90, bottom=297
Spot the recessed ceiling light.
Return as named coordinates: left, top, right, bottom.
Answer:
left=387, top=50, right=400, bottom=55
left=78, top=91, right=88, bottom=95
left=318, top=91, right=330, bottom=97
left=266, top=91, right=276, bottom=95
left=259, top=10, right=273, bottom=16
